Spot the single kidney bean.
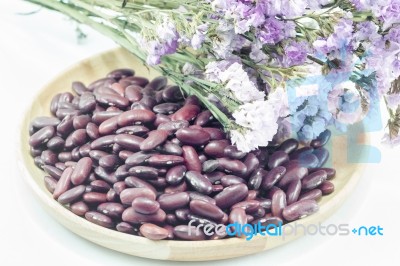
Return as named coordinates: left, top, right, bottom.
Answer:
left=97, top=202, right=125, bottom=218
left=53, top=167, right=73, bottom=199
left=202, top=127, right=225, bottom=140
left=299, top=189, right=323, bottom=201
left=279, top=138, right=299, bottom=154
left=248, top=168, right=267, bottom=190
left=70, top=157, right=93, bottom=185
left=319, top=181, right=335, bottom=195
left=246, top=190, right=259, bottom=201
left=311, top=129, right=331, bottom=148
left=91, top=180, right=111, bottom=192
left=243, top=153, right=260, bottom=178
left=203, top=140, right=230, bottom=158
left=117, top=109, right=156, bottom=126
left=50, top=93, right=61, bottom=115
left=282, top=199, right=319, bottom=221
left=124, top=176, right=157, bottom=193
left=289, top=146, right=314, bottom=160
left=122, top=208, right=166, bottom=224
left=313, top=147, right=329, bottom=168
left=194, top=110, right=213, bottom=126
left=128, top=166, right=158, bottom=179
left=31, top=117, right=60, bottom=129
left=176, top=128, right=210, bottom=146
left=173, top=225, right=206, bottom=241
left=190, top=199, right=225, bottom=222
left=140, top=130, right=169, bottom=151
left=185, top=171, right=213, bottom=195
left=89, top=150, right=108, bottom=161
left=70, top=201, right=89, bottom=216
left=188, top=191, right=216, bottom=205
left=43, top=165, right=62, bottom=180
left=271, top=190, right=287, bottom=219
left=182, top=145, right=202, bottom=172
left=116, top=222, right=135, bottom=234
left=278, top=164, right=308, bottom=188
left=86, top=122, right=100, bottom=140
left=223, top=145, right=246, bottom=160
left=90, top=135, right=116, bottom=150
left=157, top=142, right=183, bottom=156
left=217, top=158, right=247, bottom=177
left=139, top=223, right=169, bottom=240
left=261, top=166, right=286, bottom=191
left=310, top=167, right=336, bottom=180
left=146, top=154, right=184, bottom=167
left=29, top=126, right=55, bottom=148
left=44, top=176, right=57, bottom=193
left=58, top=185, right=86, bottom=205
left=83, top=192, right=108, bottom=203
left=231, top=200, right=260, bottom=213
left=302, top=170, right=327, bottom=190
left=162, top=85, right=183, bottom=102
left=158, top=192, right=190, bottom=210
left=286, top=180, right=302, bottom=205
left=175, top=208, right=190, bottom=221
left=99, top=154, right=119, bottom=170
left=113, top=181, right=126, bottom=194
left=47, top=136, right=65, bottom=152
left=165, top=165, right=187, bottom=185
left=85, top=211, right=114, bottom=228
left=220, top=175, right=245, bottom=187
left=132, top=197, right=160, bottom=214
left=214, top=183, right=248, bottom=209
left=171, top=104, right=200, bottom=121
left=107, top=68, right=134, bottom=80
left=268, top=151, right=289, bottom=169
left=120, top=187, right=156, bottom=205
left=202, top=160, right=220, bottom=173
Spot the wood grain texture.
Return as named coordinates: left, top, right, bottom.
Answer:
left=18, top=48, right=370, bottom=261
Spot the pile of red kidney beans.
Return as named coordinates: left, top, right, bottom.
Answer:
left=28, top=68, right=335, bottom=241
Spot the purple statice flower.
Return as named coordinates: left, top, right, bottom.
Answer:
left=387, top=26, right=400, bottom=44
left=284, top=41, right=309, bottom=66
left=354, top=21, right=380, bottom=43
left=257, top=18, right=286, bottom=44
left=380, top=0, right=400, bottom=30
left=191, top=24, right=208, bottom=50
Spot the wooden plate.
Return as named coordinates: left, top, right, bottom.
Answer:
left=18, top=48, right=370, bottom=261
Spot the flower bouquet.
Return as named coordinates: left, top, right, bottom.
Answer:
left=26, top=0, right=400, bottom=151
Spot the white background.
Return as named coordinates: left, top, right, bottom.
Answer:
left=1, top=2, right=399, bottom=265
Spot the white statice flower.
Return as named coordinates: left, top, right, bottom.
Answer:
left=267, top=86, right=290, bottom=117
left=231, top=100, right=280, bottom=152
left=211, top=22, right=236, bottom=59
left=219, top=62, right=265, bottom=102
left=204, top=57, right=240, bottom=82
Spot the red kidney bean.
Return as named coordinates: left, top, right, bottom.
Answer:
left=72, top=115, right=90, bottom=130
left=132, top=197, right=160, bottom=214
left=53, top=167, right=73, bottom=199
left=78, top=93, right=97, bottom=113
left=278, top=138, right=299, bottom=154
left=165, top=165, right=187, bottom=185
left=248, top=168, right=267, bottom=190
left=302, top=170, right=327, bottom=190
left=99, top=154, right=119, bottom=170
left=107, top=68, right=134, bottom=80
left=98, top=116, right=118, bottom=135
left=299, top=189, right=323, bottom=201
left=78, top=143, right=91, bottom=158
left=148, top=177, right=168, bottom=189
left=313, top=147, right=329, bottom=167
left=40, top=150, right=57, bottom=165
left=70, top=201, right=89, bottom=216
left=115, top=126, right=149, bottom=137
left=86, top=122, right=100, bottom=140
left=157, top=120, right=189, bottom=133
left=106, top=189, right=117, bottom=201
left=89, top=150, right=108, bottom=161
left=50, top=93, right=61, bottom=115
left=139, top=223, right=169, bottom=240
left=157, top=141, right=183, bottom=156
left=268, top=186, right=283, bottom=199
left=271, top=190, right=286, bottom=219
left=221, top=175, right=245, bottom=187
left=70, top=157, right=93, bottom=185
left=83, top=192, right=108, bottom=203
left=319, top=181, right=335, bottom=195
left=140, top=130, right=169, bottom=151
left=190, top=199, right=225, bottom=222
left=58, top=185, right=86, bottom=204
left=311, top=129, right=331, bottom=148
left=203, top=140, right=230, bottom=158
left=128, top=166, right=158, bottom=179
left=122, top=208, right=166, bottom=224
left=92, top=111, right=122, bottom=125
left=114, top=134, right=144, bottom=151
left=289, top=146, right=314, bottom=160
left=188, top=192, right=216, bottom=205
left=214, top=183, right=248, bottom=209
left=202, top=160, right=220, bottom=173
left=176, top=128, right=210, bottom=146
left=31, top=117, right=60, bottom=129
left=44, top=176, right=57, bottom=193
left=268, top=151, right=289, bottom=169
left=231, top=200, right=260, bottom=213
left=251, top=216, right=282, bottom=227
left=311, top=167, right=336, bottom=180
left=173, top=225, right=206, bottom=240
left=124, top=85, right=143, bottom=102
left=153, top=114, right=171, bottom=127
left=171, top=104, right=200, bottom=121
left=116, top=222, right=136, bottom=234
left=29, top=126, right=55, bottom=148
left=72, top=81, right=88, bottom=95
left=201, top=127, right=225, bottom=140
left=246, top=190, right=259, bottom=200
left=217, top=158, right=247, bottom=177
left=212, top=184, right=224, bottom=192
left=95, top=93, right=130, bottom=109
left=121, top=76, right=149, bottom=87
left=97, top=202, right=125, bottom=218
left=175, top=208, right=190, bottom=221
left=125, top=176, right=157, bottom=193
left=286, top=180, right=302, bottom=205
left=158, top=192, right=190, bottom=210
left=117, top=109, right=156, bottom=127
left=258, top=198, right=272, bottom=210
left=47, top=136, right=65, bottom=152
left=90, top=135, right=115, bottom=150
left=153, top=102, right=181, bottom=114
left=88, top=77, right=115, bottom=90
left=91, top=180, right=111, bottom=192
left=125, top=152, right=152, bottom=167
left=282, top=199, right=319, bottom=221
left=223, top=145, right=246, bottom=160
left=58, top=152, right=72, bottom=162
left=182, top=145, right=202, bottom=172
left=145, top=76, right=167, bottom=91
left=194, top=110, right=213, bottom=126
left=115, top=165, right=129, bottom=179
left=112, top=181, right=126, bottom=194
left=163, top=224, right=175, bottom=239
left=277, top=164, right=308, bottom=188
left=162, top=85, right=183, bottom=102
left=185, top=171, right=213, bottom=195
left=120, top=187, right=156, bottom=205
left=93, top=167, right=118, bottom=184
left=243, top=153, right=260, bottom=177
left=85, top=211, right=114, bottom=228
